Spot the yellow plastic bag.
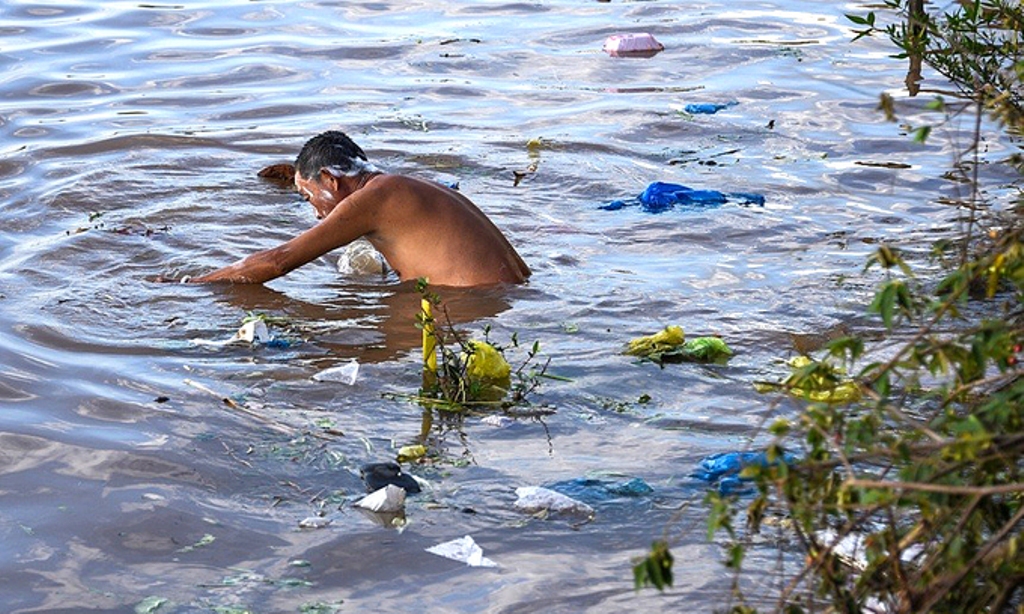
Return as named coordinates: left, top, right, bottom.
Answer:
left=754, top=356, right=861, bottom=404
left=625, top=325, right=685, bottom=358
left=464, top=340, right=511, bottom=401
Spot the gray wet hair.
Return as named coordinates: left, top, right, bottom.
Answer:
left=295, top=130, right=382, bottom=180
left=321, top=156, right=383, bottom=178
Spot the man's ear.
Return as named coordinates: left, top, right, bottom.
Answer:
left=318, top=168, right=342, bottom=189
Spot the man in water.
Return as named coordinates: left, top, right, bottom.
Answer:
left=188, top=131, right=530, bottom=287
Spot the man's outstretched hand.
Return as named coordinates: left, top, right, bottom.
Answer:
left=257, top=163, right=296, bottom=187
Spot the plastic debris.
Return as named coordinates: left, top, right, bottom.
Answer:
left=396, top=444, right=427, bottom=463
left=463, top=340, right=511, bottom=401
left=480, top=415, right=515, bottom=428
left=754, top=355, right=862, bottom=404
left=815, top=528, right=926, bottom=572
left=465, top=340, right=511, bottom=383
left=354, top=484, right=406, bottom=513
left=603, top=33, right=664, bottom=57
left=624, top=327, right=731, bottom=365
left=135, top=596, right=169, bottom=614
left=311, top=361, right=359, bottom=385
left=360, top=461, right=422, bottom=493
left=298, top=516, right=333, bottom=529
left=691, top=450, right=798, bottom=495
left=549, top=477, right=654, bottom=504
left=602, top=181, right=765, bottom=213
left=683, top=101, right=738, bottom=115
left=337, top=239, right=387, bottom=277
left=425, top=535, right=498, bottom=568
left=677, top=337, right=733, bottom=363
left=625, top=325, right=685, bottom=358
left=514, top=486, right=595, bottom=518
left=190, top=319, right=291, bottom=348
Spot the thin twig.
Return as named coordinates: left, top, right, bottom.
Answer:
left=844, top=478, right=1024, bottom=496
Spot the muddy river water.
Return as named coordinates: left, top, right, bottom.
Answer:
left=0, top=1, right=1010, bottom=612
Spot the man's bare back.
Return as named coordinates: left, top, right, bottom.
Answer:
left=190, top=131, right=530, bottom=287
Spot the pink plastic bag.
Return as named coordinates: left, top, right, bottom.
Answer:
left=603, top=33, right=664, bottom=57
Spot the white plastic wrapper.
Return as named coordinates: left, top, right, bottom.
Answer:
left=514, top=486, right=595, bottom=517
left=312, top=361, right=360, bottom=385
left=425, top=535, right=498, bottom=568
left=480, top=415, right=515, bottom=428
left=354, top=484, right=406, bottom=513
left=191, top=320, right=271, bottom=347
left=337, top=239, right=386, bottom=276
left=298, top=516, right=332, bottom=529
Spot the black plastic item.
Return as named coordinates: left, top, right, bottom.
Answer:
left=360, top=461, right=421, bottom=494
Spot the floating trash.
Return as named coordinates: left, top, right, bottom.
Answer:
left=360, top=461, right=422, bottom=494
left=298, top=516, right=333, bottom=530
left=514, top=486, right=595, bottom=518
left=337, top=239, right=387, bottom=277
left=682, top=101, right=739, bottom=115
left=754, top=355, right=862, bottom=404
left=396, top=444, right=427, bottom=463
left=354, top=484, right=406, bottom=514
left=548, top=477, right=654, bottom=504
left=691, top=450, right=798, bottom=495
left=624, top=325, right=733, bottom=365
left=425, top=535, right=498, bottom=568
left=602, top=181, right=765, bottom=213
left=312, top=361, right=359, bottom=385
left=190, top=319, right=292, bottom=349
left=463, top=340, right=511, bottom=401
left=603, top=33, right=664, bottom=57
left=480, top=415, right=515, bottom=428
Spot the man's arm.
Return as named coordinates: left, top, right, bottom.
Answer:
left=190, top=195, right=374, bottom=284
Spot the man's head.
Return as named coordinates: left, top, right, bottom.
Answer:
left=294, top=130, right=369, bottom=180
left=293, top=130, right=378, bottom=219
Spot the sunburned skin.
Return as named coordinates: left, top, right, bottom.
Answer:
left=189, top=157, right=530, bottom=287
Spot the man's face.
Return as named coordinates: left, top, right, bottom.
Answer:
left=295, top=172, right=341, bottom=220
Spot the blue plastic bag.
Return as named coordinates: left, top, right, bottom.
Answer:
left=602, top=181, right=765, bottom=213
left=690, top=450, right=797, bottom=495
left=683, top=102, right=738, bottom=115
left=548, top=477, right=654, bottom=504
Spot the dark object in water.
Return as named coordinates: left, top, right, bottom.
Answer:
left=601, top=181, right=765, bottom=213
left=360, top=461, right=421, bottom=493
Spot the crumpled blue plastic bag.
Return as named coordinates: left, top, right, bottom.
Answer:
left=690, top=450, right=797, bottom=495
left=602, top=181, right=765, bottom=213
left=683, top=101, right=738, bottom=115
left=548, top=477, right=654, bottom=504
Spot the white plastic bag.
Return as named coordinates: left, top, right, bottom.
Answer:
left=425, top=535, right=497, bottom=568
left=354, top=484, right=406, bottom=513
left=191, top=320, right=271, bottom=347
left=514, top=486, right=595, bottom=517
left=312, top=361, right=360, bottom=385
